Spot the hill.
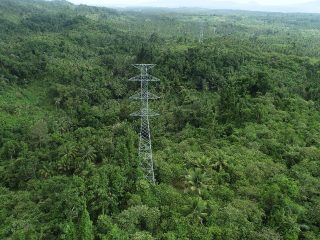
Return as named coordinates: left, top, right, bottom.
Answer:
left=0, top=0, right=320, bottom=239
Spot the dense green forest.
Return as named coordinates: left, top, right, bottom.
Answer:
left=1, top=0, right=320, bottom=239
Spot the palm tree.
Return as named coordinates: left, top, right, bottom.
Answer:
left=212, top=157, right=228, bottom=172
left=192, top=156, right=214, bottom=170
left=212, top=150, right=228, bottom=172
left=58, top=143, right=77, bottom=172
left=80, top=145, right=96, bottom=162
left=61, top=143, right=77, bottom=161
left=187, top=197, right=208, bottom=225
left=185, top=168, right=211, bottom=195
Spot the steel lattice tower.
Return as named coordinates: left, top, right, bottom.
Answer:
left=199, top=21, right=204, bottom=43
left=129, top=64, right=160, bottom=183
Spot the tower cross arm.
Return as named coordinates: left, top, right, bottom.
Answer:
left=128, top=74, right=160, bottom=82
left=132, top=64, right=156, bottom=70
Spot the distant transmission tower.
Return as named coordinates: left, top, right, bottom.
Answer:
left=129, top=64, right=160, bottom=183
left=199, top=22, right=204, bottom=43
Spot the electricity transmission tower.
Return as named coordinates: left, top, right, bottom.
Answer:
left=199, top=28, right=204, bottom=43
left=199, top=22, right=204, bottom=43
left=129, top=64, right=160, bottom=183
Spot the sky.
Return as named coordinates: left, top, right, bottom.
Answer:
left=67, top=0, right=314, bottom=7
left=65, top=0, right=320, bottom=13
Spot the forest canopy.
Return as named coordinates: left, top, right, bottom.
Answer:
left=0, top=0, right=320, bottom=239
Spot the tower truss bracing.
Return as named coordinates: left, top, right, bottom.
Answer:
left=129, top=64, right=160, bottom=183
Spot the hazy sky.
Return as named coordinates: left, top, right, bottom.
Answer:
left=67, top=0, right=314, bottom=7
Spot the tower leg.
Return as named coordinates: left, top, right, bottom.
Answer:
left=139, top=116, right=155, bottom=183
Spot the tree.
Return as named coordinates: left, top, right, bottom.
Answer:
left=185, top=168, right=211, bottom=195
left=61, top=221, right=77, bottom=240
left=116, top=205, right=160, bottom=234
left=186, top=197, right=208, bottom=225
left=262, top=175, right=303, bottom=239
left=78, top=205, right=94, bottom=240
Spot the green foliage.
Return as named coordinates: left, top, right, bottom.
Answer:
left=0, top=0, right=320, bottom=239
left=116, top=205, right=161, bottom=234
left=78, top=206, right=94, bottom=240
